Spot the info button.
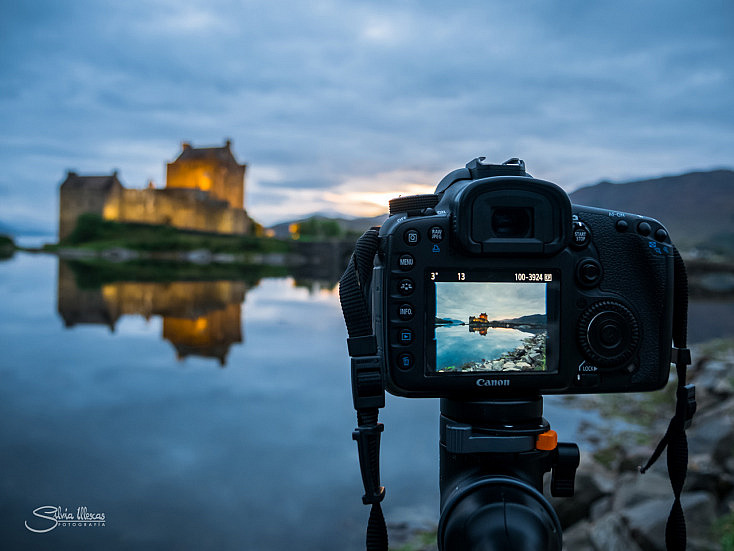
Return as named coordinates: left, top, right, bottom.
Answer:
left=398, top=303, right=414, bottom=320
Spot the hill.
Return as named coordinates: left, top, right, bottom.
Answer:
left=569, top=169, right=734, bottom=254
left=270, top=169, right=733, bottom=254
left=268, top=214, right=387, bottom=239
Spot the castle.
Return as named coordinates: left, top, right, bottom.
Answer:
left=59, top=140, right=253, bottom=240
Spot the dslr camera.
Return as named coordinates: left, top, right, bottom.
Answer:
left=374, top=157, right=675, bottom=398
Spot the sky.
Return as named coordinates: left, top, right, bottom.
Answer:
left=436, top=281, right=546, bottom=321
left=1, top=0, right=732, bottom=233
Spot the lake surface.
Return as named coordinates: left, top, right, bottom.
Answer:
left=436, top=324, right=536, bottom=371
left=1, top=253, right=732, bottom=550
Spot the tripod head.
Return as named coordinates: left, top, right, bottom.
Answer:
left=438, top=397, right=579, bottom=551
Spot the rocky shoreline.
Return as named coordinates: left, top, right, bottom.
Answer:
left=389, top=340, right=734, bottom=551
left=453, top=332, right=546, bottom=372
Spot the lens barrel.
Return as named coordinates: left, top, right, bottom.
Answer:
left=440, top=476, right=562, bottom=551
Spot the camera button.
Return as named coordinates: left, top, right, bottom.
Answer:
left=398, top=278, right=414, bottom=295
left=615, top=219, right=629, bottom=232
left=404, top=229, right=421, bottom=245
left=655, top=228, right=668, bottom=241
left=429, top=226, right=444, bottom=243
left=637, top=222, right=652, bottom=236
left=398, top=328, right=414, bottom=344
left=571, top=221, right=591, bottom=249
left=577, top=259, right=602, bottom=287
left=398, top=303, right=414, bottom=320
left=398, top=254, right=415, bottom=271
left=397, top=353, right=414, bottom=370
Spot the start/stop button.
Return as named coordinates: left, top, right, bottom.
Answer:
left=571, top=221, right=591, bottom=249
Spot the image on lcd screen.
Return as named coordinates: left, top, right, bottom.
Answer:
left=435, top=281, right=548, bottom=373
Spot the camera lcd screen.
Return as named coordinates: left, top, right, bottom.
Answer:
left=431, top=271, right=558, bottom=374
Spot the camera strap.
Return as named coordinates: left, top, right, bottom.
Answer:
left=339, top=228, right=389, bottom=551
left=640, top=247, right=696, bottom=551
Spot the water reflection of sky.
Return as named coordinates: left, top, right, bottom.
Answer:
left=436, top=325, right=532, bottom=369
left=3, top=253, right=728, bottom=549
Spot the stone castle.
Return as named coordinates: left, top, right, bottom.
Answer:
left=59, top=140, right=253, bottom=240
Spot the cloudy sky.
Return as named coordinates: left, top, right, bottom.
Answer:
left=436, top=281, right=546, bottom=321
left=1, top=0, right=732, bottom=232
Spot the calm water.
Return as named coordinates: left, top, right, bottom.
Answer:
left=435, top=324, right=533, bottom=370
left=1, top=252, right=731, bottom=550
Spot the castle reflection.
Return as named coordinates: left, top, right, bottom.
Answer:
left=57, top=261, right=247, bottom=366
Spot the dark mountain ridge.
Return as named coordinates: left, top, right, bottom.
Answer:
left=569, top=169, right=734, bottom=252
left=275, top=168, right=733, bottom=255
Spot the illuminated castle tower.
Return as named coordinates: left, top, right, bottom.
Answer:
left=166, top=139, right=246, bottom=209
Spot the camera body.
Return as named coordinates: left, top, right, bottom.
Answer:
left=373, top=158, right=675, bottom=398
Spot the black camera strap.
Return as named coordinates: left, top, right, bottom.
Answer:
left=339, top=228, right=389, bottom=551
left=640, top=247, right=696, bottom=551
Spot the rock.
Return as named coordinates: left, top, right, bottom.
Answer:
left=618, top=445, right=657, bottom=473
left=612, top=471, right=671, bottom=511
left=503, top=361, right=516, bottom=369
left=589, top=512, right=643, bottom=551
left=621, top=491, right=716, bottom=551
left=687, top=397, right=734, bottom=467
left=589, top=496, right=612, bottom=521
left=561, top=520, right=593, bottom=551
left=550, top=453, right=615, bottom=528
left=515, top=361, right=531, bottom=369
left=686, top=453, right=734, bottom=498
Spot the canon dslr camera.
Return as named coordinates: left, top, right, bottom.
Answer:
left=374, top=157, right=675, bottom=398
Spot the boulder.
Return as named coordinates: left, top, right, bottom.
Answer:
left=561, top=520, right=593, bottom=551
left=589, top=512, right=643, bottom=551
left=550, top=453, right=615, bottom=528
left=612, top=471, right=671, bottom=511
left=621, top=491, right=716, bottom=551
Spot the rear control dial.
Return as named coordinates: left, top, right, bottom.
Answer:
left=578, top=300, right=640, bottom=367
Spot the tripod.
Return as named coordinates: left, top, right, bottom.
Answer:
left=438, top=396, right=579, bottom=551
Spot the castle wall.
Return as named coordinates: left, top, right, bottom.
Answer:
left=106, top=188, right=250, bottom=235
left=166, top=159, right=245, bottom=209
left=59, top=184, right=121, bottom=240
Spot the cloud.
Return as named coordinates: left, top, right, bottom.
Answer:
left=436, top=281, right=546, bottom=321
left=0, top=0, right=732, bottom=231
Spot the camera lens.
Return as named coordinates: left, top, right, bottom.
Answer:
left=491, top=207, right=532, bottom=238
